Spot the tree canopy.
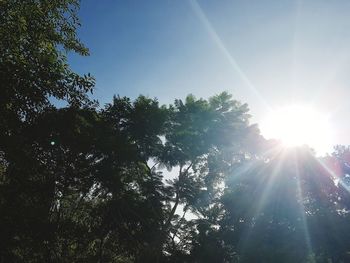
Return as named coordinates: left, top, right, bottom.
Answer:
left=1, top=1, right=350, bottom=262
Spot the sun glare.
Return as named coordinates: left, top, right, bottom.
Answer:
left=260, top=105, right=333, bottom=154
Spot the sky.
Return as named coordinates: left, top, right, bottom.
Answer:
left=69, top=0, right=350, bottom=154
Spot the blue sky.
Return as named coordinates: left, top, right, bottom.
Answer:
left=69, top=0, right=350, bottom=153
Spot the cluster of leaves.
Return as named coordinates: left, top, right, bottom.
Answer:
left=0, top=91, right=257, bottom=262
left=1, top=1, right=350, bottom=262
left=217, top=147, right=350, bottom=263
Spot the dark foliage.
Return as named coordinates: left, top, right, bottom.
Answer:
left=1, top=1, right=350, bottom=262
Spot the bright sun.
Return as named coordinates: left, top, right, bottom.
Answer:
left=260, top=105, right=333, bottom=153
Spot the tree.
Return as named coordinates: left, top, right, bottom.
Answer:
left=3, top=1, right=350, bottom=262
left=0, top=0, right=94, bottom=121
left=195, top=146, right=350, bottom=263
left=155, top=92, right=259, bottom=261
left=0, top=0, right=94, bottom=261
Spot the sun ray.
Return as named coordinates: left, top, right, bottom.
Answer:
left=293, top=151, right=314, bottom=257
left=235, top=147, right=287, bottom=251
left=253, top=149, right=287, bottom=215
left=189, top=0, right=271, bottom=111
left=313, top=156, right=350, bottom=197
left=291, top=0, right=302, bottom=91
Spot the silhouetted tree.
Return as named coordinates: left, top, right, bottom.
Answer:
left=0, top=0, right=94, bottom=261
left=2, top=1, right=350, bottom=262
